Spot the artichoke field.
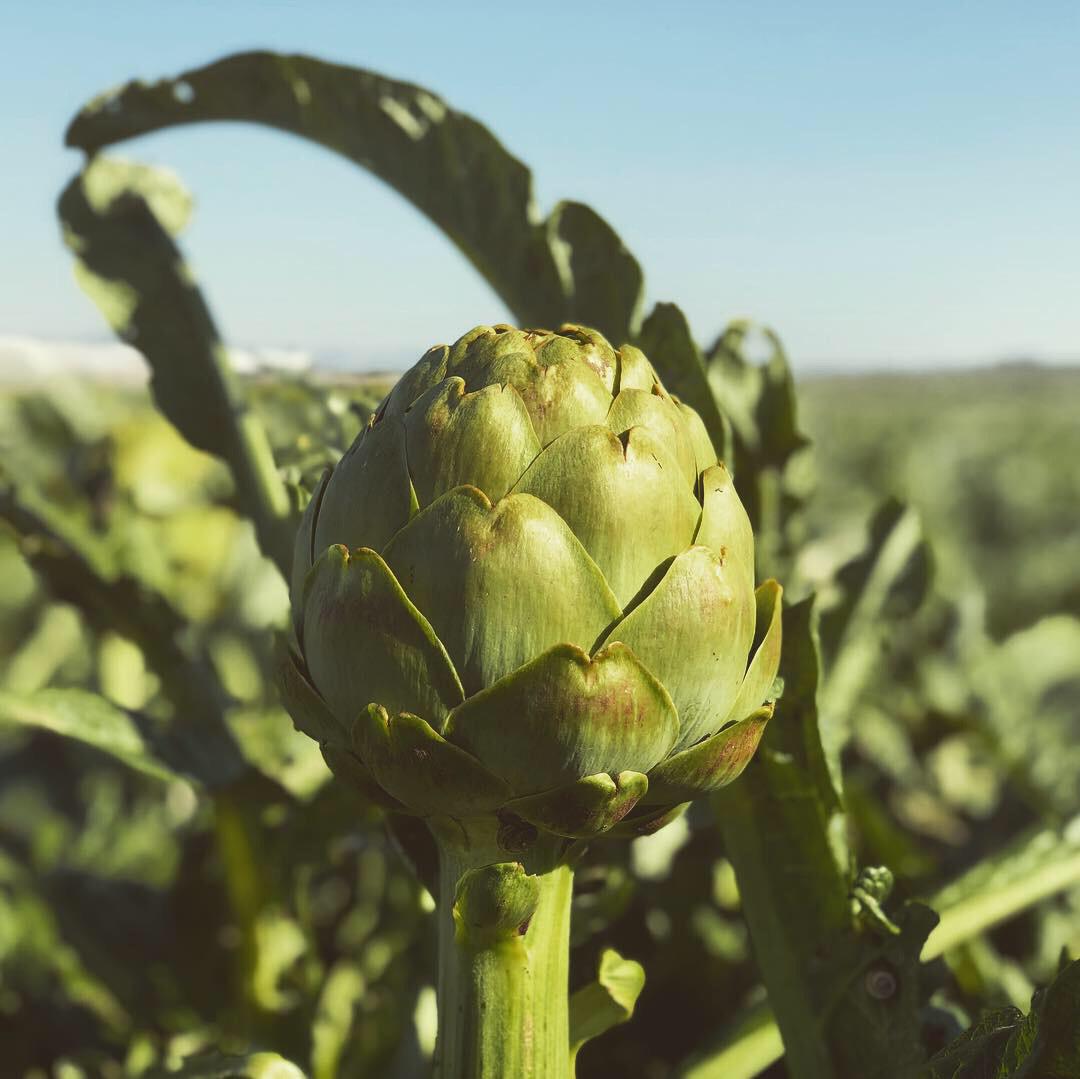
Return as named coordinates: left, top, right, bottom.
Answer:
left=1, top=46, right=1078, bottom=1079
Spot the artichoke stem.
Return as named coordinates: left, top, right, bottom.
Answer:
left=432, top=818, right=573, bottom=1079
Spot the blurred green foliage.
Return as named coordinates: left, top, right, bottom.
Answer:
left=799, top=366, right=1080, bottom=639
left=4, top=361, right=1078, bottom=1077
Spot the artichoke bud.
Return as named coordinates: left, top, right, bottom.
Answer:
left=453, top=862, right=541, bottom=943
left=285, top=324, right=782, bottom=842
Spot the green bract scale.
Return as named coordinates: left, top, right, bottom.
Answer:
left=282, top=324, right=782, bottom=840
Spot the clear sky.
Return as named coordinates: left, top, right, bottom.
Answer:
left=3, top=1, right=1078, bottom=372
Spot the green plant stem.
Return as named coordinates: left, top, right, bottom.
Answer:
left=212, top=786, right=272, bottom=1027
left=432, top=820, right=573, bottom=1079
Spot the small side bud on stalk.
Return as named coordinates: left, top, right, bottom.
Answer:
left=454, top=862, right=541, bottom=943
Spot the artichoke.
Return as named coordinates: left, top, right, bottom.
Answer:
left=282, top=324, right=781, bottom=841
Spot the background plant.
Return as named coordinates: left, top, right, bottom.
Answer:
left=0, top=50, right=1077, bottom=1078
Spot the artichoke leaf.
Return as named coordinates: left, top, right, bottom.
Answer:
left=313, top=411, right=415, bottom=554
left=277, top=645, right=348, bottom=746
left=321, top=743, right=407, bottom=811
left=503, top=771, right=648, bottom=838
left=601, top=545, right=756, bottom=753
left=677, top=401, right=718, bottom=479
left=724, top=580, right=783, bottom=726
left=606, top=386, right=697, bottom=487
left=551, top=323, right=619, bottom=394
left=381, top=486, right=621, bottom=696
left=510, top=424, right=700, bottom=607
left=643, top=703, right=774, bottom=804
left=354, top=705, right=511, bottom=817
left=290, top=466, right=331, bottom=637
left=445, top=642, right=678, bottom=796
left=383, top=344, right=450, bottom=417
left=606, top=799, right=690, bottom=839
left=403, top=377, right=541, bottom=507
left=301, top=545, right=464, bottom=729
left=448, top=325, right=611, bottom=447
left=695, top=463, right=755, bottom=592
left=615, top=343, right=660, bottom=392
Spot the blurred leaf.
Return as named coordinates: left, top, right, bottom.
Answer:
left=226, top=705, right=329, bottom=801
left=687, top=319, right=812, bottom=580
left=817, top=498, right=931, bottom=790
left=0, top=477, right=248, bottom=786
left=0, top=854, right=132, bottom=1037
left=569, top=948, right=646, bottom=1062
left=65, top=50, right=643, bottom=345
left=250, top=907, right=307, bottom=1012
left=923, top=958, right=1080, bottom=1078
left=970, top=615, right=1080, bottom=816
left=679, top=1000, right=783, bottom=1079
left=310, top=962, right=364, bottom=1079
left=924, top=823, right=1080, bottom=962
left=993, top=616, right=1080, bottom=698
left=0, top=688, right=181, bottom=782
left=948, top=936, right=1036, bottom=1013
left=58, top=157, right=294, bottom=575
left=148, top=1049, right=306, bottom=1078
left=636, top=302, right=731, bottom=467
left=77, top=155, right=193, bottom=233
left=818, top=500, right=929, bottom=668
left=705, top=320, right=807, bottom=468
left=547, top=200, right=643, bottom=342
left=1, top=603, right=82, bottom=693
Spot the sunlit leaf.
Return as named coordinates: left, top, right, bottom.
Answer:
left=569, top=948, right=646, bottom=1062
left=65, top=51, right=644, bottom=345
left=58, top=157, right=294, bottom=575
left=0, top=687, right=182, bottom=782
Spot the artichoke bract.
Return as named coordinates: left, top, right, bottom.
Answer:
left=283, top=324, right=782, bottom=841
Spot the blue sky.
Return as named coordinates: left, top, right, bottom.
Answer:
left=3, top=1, right=1078, bottom=371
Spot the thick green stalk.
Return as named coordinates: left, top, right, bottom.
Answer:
left=432, top=819, right=573, bottom=1079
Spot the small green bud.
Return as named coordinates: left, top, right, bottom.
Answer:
left=453, top=862, right=541, bottom=943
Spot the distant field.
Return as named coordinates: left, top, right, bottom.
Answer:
left=799, top=364, right=1080, bottom=636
